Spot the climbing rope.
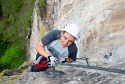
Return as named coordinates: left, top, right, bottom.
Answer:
left=58, top=57, right=125, bottom=74
left=58, top=63, right=125, bottom=74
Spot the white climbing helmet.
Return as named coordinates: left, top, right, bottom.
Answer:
left=62, top=23, right=80, bottom=40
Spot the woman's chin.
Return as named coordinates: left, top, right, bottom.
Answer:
left=61, top=44, right=66, bottom=48
left=60, top=42, right=66, bottom=48
left=61, top=45, right=65, bottom=48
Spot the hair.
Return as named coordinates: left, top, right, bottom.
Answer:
left=57, top=31, right=65, bottom=39
left=57, top=31, right=76, bottom=40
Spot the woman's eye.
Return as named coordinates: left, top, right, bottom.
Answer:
left=69, top=40, right=73, bottom=43
left=64, top=36, right=67, bottom=40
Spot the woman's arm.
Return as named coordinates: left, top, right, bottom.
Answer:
left=35, top=41, right=49, bottom=58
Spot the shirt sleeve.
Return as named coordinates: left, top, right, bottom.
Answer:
left=41, top=30, right=61, bottom=46
left=68, top=43, right=78, bottom=61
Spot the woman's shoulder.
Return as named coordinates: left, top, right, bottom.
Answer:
left=68, top=42, right=77, bottom=49
left=51, top=29, right=61, bottom=33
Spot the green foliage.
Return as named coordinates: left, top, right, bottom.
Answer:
left=37, top=0, right=47, bottom=18
left=0, top=0, right=34, bottom=42
left=0, top=0, right=23, bottom=18
left=38, top=0, right=46, bottom=8
left=0, top=0, right=35, bottom=71
left=0, top=0, right=47, bottom=71
left=10, top=0, right=23, bottom=12
left=0, top=22, right=4, bottom=34
left=0, top=41, right=8, bottom=57
left=0, top=42, right=25, bottom=69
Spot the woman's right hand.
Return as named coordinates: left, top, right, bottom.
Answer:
left=47, top=56, right=56, bottom=67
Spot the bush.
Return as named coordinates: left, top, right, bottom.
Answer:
left=0, top=0, right=35, bottom=71
left=0, top=42, right=25, bottom=70
left=0, top=41, right=8, bottom=57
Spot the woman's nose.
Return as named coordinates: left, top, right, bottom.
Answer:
left=64, top=40, right=68, bottom=45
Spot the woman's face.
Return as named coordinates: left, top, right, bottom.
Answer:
left=60, top=32, right=75, bottom=48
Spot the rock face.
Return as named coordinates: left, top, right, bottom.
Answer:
left=53, top=0, right=125, bottom=67
left=0, top=61, right=125, bottom=84
left=1, top=0, right=125, bottom=84
left=27, top=0, right=47, bottom=60
left=28, top=0, right=125, bottom=66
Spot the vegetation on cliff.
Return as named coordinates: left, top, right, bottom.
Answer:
left=0, top=0, right=35, bottom=71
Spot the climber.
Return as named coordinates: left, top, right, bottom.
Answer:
left=31, top=23, right=81, bottom=72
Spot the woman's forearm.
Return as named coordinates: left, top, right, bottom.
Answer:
left=35, top=41, right=49, bottom=58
